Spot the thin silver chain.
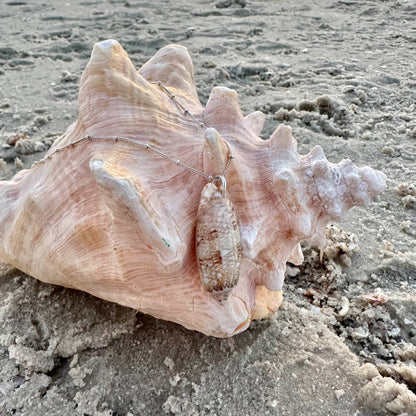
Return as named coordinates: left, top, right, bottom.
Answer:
left=32, top=82, right=234, bottom=184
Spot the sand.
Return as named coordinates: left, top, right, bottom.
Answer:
left=0, top=0, right=415, bottom=415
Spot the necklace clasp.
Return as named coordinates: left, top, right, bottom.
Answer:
left=212, top=175, right=227, bottom=196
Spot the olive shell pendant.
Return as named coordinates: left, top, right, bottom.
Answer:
left=196, top=181, right=242, bottom=304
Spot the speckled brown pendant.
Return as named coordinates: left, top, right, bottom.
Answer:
left=196, top=179, right=241, bottom=305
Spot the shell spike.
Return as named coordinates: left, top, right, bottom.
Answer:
left=204, top=86, right=244, bottom=128
left=308, top=145, right=325, bottom=162
left=86, top=39, right=150, bottom=88
left=78, top=39, right=161, bottom=134
left=269, top=124, right=298, bottom=162
left=244, top=110, right=266, bottom=136
left=288, top=243, right=304, bottom=266
left=139, top=44, right=199, bottom=102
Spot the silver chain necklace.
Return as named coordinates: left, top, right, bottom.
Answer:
left=32, top=81, right=241, bottom=303
left=32, top=82, right=234, bottom=192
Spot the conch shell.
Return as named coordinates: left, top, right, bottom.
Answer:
left=0, top=39, right=387, bottom=337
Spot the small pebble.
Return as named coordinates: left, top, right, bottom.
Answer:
left=6, top=133, right=28, bottom=145
left=266, top=399, right=278, bottom=409
left=169, top=374, right=180, bottom=387
left=15, top=138, right=37, bottom=155
left=163, top=357, right=175, bottom=370
left=361, top=132, right=373, bottom=141
left=381, top=146, right=394, bottom=156
left=14, top=157, right=24, bottom=169
left=351, top=326, right=369, bottom=340
left=334, top=389, right=345, bottom=400
left=33, top=115, right=49, bottom=127
left=401, top=195, right=416, bottom=209
left=407, top=126, right=416, bottom=138
left=400, top=220, right=416, bottom=236
left=397, top=183, right=416, bottom=197
left=60, top=71, right=78, bottom=83
left=338, top=297, right=350, bottom=317
left=215, top=0, right=232, bottom=8
left=186, top=27, right=196, bottom=38
left=286, top=265, right=300, bottom=277
left=298, top=100, right=317, bottom=112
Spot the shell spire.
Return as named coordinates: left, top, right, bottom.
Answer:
left=270, top=125, right=387, bottom=247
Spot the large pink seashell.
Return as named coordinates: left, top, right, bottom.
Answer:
left=0, top=40, right=387, bottom=337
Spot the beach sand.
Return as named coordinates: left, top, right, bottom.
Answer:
left=0, top=1, right=415, bottom=415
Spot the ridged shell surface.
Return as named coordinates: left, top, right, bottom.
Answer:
left=196, top=182, right=241, bottom=304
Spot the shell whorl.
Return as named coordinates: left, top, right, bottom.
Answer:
left=196, top=182, right=241, bottom=304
